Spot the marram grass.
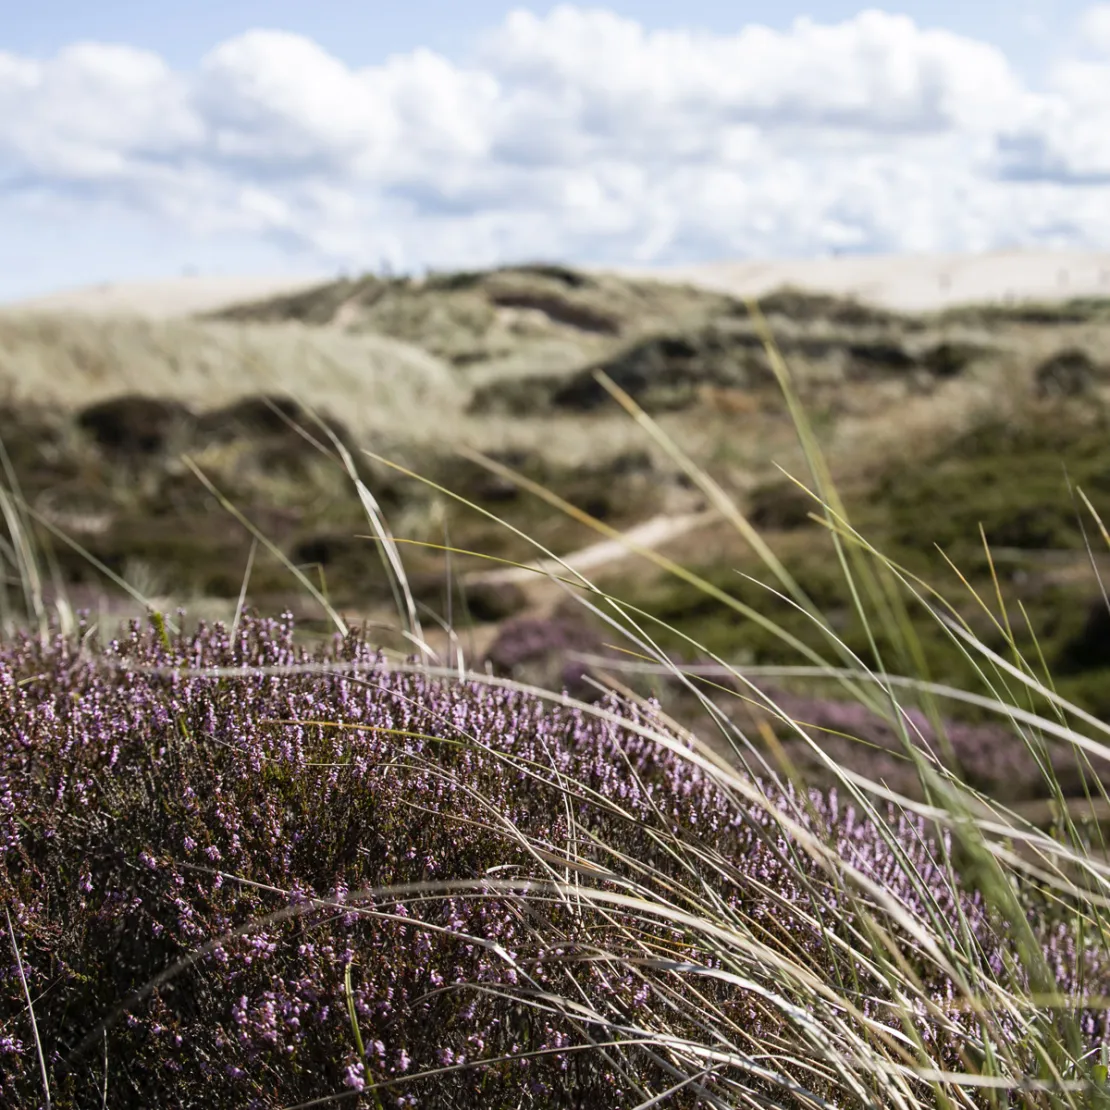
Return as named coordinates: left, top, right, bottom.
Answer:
left=2, top=304, right=1110, bottom=1108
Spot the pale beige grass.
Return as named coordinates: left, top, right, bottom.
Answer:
left=2, top=274, right=329, bottom=319
left=0, top=313, right=465, bottom=439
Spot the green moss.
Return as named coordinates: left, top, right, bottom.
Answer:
left=934, top=297, right=1110, bottom=326
left=864, top=412, right=1110, bottom=553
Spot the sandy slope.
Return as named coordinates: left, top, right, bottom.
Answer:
left=600, top=248, right=1110, bottom=313
left=1, top=273, right=332, bottom=319
left=5, top=249, right=1110, bottom=319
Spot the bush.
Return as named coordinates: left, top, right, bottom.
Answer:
left=868, top=413, right=1110, bottom=553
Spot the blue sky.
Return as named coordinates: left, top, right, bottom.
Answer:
left=2, top=2, right=1109, bottom=301
left=3, top=1, right=1086, bottom=77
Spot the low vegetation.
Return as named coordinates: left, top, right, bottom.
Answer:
left=1, top=270, right=1110, bottom=1106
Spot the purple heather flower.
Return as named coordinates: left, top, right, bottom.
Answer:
left=343, top=1062, right=366, bottom=1091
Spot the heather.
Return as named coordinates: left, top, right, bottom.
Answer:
left=490, top=611, right=1107, bottom=803
left=0, top=609, right=1107, bottom=1107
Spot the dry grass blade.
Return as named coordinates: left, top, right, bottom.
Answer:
left=6, top=907, right=50, bottom=1110
left=181, top=454, right=349, bottom=638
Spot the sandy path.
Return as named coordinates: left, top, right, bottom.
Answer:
left=413, top=507, right=722, bottom=664
left=466, top=508, right=720, bottom=590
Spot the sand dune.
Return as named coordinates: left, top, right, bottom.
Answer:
left=4, top=249, right=1110, bottom=319
left=1, top=273, right=332, bottom=319
left=601, top=248, right=1110, bottom=313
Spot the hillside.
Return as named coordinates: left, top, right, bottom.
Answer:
left=0, top=262, right=1108, bottom=786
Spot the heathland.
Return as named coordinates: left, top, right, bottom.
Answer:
left=2, top=262, right=1110, bottom=1106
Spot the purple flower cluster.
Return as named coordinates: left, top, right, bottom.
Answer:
left=0, top=612, right=1104, bottom=1108
left=486, top=616, right=1092, bottom=802
left=737, top=681, right=1097, bottom=802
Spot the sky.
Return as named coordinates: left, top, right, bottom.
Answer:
left=1, top=1, right=1109, bottom=301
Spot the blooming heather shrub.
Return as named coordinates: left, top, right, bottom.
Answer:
left=737, top=682, right=1100, bottom=802
left=483, top=614, right=615, bottom=701
left=0, top=613, right=1106, bottom=1108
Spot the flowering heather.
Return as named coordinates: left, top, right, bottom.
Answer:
left=726, top=680, right=1102, bottom=803
left=0, top=612, right=1107, bottom=1108
left=483, top=614, right=619, bottom=701
left=544, top=625, right=1097, bottom=800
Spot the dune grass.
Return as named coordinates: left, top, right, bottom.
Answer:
left=0, top=312, right=465, bottom=439
left=2, top=300, right=1110, bottom=1108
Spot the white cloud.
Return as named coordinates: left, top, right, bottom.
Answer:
left=196, top=31, right=395, bottom=174
left=0, top=43, right=202, bottom=179
left=1078, top=4, right=1110, bottom=53
left=478, top=7, right=1023, bottom=136
left=1, top=4, right=1109, bottom=281
left=995, top=46, right=1110, bottom=182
